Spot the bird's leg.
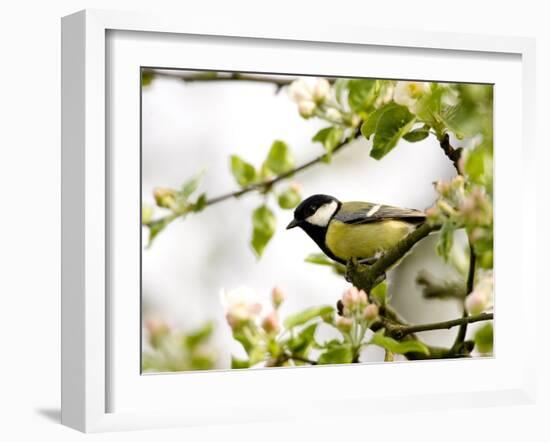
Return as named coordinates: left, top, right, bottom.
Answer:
left=345, top=256, right=387, bottom=293
left=345, top=257, right=360, bottom=283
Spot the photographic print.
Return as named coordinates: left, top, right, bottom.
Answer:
left=140, top=69, right=494, bottom=373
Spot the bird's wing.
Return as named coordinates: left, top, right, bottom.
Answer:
left=333, top=201, right=426, bottom=225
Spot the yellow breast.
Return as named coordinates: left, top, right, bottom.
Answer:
left=325, top=220, right=415, bottom=261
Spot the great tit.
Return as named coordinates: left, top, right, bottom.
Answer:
left=286, top=194, right=426, bottom=264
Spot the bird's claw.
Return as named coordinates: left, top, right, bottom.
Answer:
left=345, top=257, right=359, bottom=283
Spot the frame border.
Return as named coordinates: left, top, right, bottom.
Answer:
left=61, top=9, right=537, bottom=432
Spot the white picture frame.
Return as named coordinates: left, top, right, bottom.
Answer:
left=61, top=9, right=537, bottom=433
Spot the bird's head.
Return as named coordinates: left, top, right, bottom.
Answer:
left=286, top=194, right=341, bottom=230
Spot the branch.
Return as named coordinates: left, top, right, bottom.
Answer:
left=451, top=245, right=477, bottom=350
left=384, top=312, right=493, bottom=340
left=347, top=222, right=437, bottom=293
left=286, top=353, right=318, bottom=365
left=416, top=270, right=466, bottom=301
left=144, top=128, right=362, bottom=242
left=206, top=129, right=360, bottom=206
left=173, top=127, right=361, bottom=212
left=438, top=133, right=463, bottom=173
left=143, top=69, right=297, bottom=93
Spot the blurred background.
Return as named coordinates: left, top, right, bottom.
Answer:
left=141, top=70, right=470, bottom=371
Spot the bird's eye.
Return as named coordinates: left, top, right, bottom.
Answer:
left=305, top=207, right=316, bottom=217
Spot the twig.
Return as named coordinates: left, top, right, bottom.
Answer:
left=206, top=129, right=360, bottom=206
left=287, top=353, right=318, bottom=365
left=143, top=69, right=294, bottom=93
left=385, top=312, right=493, bottom=340
left=438, top=133, right=463, bottom=173
left=451, top=245, right=477, bottom=350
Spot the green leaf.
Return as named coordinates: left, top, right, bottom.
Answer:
left=283, top=305, right=334, bottom=329
left=370, top=281, right=388, bottom=306
left=304, top=253, right=346, bottom=275
left=251, top=205, right=276, bottom=257
left=414, top=85, right=446, bottom=130
left=465, top=144, right=493, bottom=194
left=230, top=155, right=257, bottom=187
left=232, top=330, right=255, bottom=354
left=370, top=331, right=430, bottom=356
left=371, top=104, right=416, bottom=159
left=318, top=344, right=353, bottom=364
left=146, top=216, right=174, bottom=247
left=436, top=221, right=455, bottom=262
left=287, top=323, right=318, bottom=355
left=192, top=193, right=207, bottom=212
left=333, top=79, right=349, bottom=105
left=181, top=170, right=205, bottom=198
left=403, top=127, right=430, bottom=142
left=190, top=354, right=215, bottom=370
left=474, top=322, right=493, bottom=354
left=304, top=253, right=335, bottom=267
left=264, top=140, right=294, bottom=175
left=360, top=103, right=398, bottom=140
left=347, top=79, right=379, bottom=113
left=312, top=126, right=344, bottom=159
left=277, top=187, right=301, bottom=209
left=184, top=321, right=214, bottom=350
left=231, top=357, right=250, bottom=369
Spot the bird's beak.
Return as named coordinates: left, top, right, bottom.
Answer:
left=286, top=219, right=299, bottom=230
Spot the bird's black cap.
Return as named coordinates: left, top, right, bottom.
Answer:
left=286, top=194, right=340, bottom=229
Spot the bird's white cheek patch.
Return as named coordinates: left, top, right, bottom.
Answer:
left=306, top=201, right=338, bottom=227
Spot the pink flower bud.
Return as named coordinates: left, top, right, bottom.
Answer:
left=336, top=316, right=353, bottom=332
left=153, top=187, right=176, bottom=208
left=225, top=312, right=241, bottom=330
left=435, top=180, right=451, bottom=195
left=358, top=290, right=368, bottom=306
left=363, top=304, right=379, bottom=321
left=145, top=318, right=170, bottom=336
left=342, top=286, right=360, bottom=308
left=271, top=286, right=286, bottom=308
left=145, top=318, right=170, bottom=348
left=289, top=182, right=302, bottom=193
left=262, top=311, right=279, bottom=334
left=465, top=290, right=487, bottom=315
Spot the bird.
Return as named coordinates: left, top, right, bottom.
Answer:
left=286, top=194, right=426, bottom=265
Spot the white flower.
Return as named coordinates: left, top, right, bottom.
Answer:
left=465, top=271, right=494, bottom=315
left=289, top=79, right=314, bottom=103
left=375, top=84, right=395, bottom=107
left=393, top=81, right=430, bottom=112
left=220, top=286, right=262, bottom=328
left=325, top=108, right=342, bottom=122
left=289, top=77, right=332, bottom=118
left=312, top=78, right=330, bottom=102
left=298, top=100, right=316, bottom=118
left=441, top=87, right=459, bottom=106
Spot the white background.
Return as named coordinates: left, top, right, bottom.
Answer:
left=0, top=0, right=548, bottom=441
